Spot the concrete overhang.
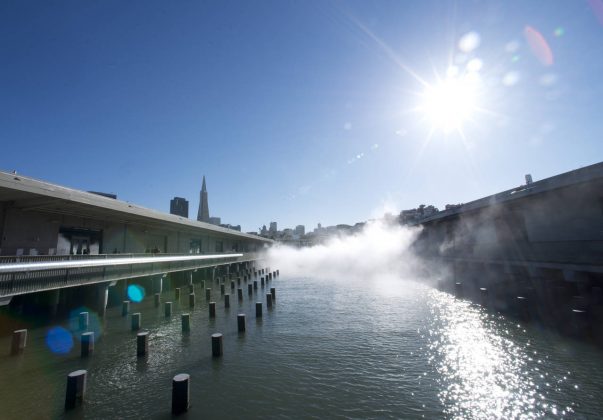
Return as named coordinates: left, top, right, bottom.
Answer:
left=420, top=161, right=603, bottom=225
left=0, top=170, right=273, bottom=244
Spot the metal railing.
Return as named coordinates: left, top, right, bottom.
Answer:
left=0, top=253, right=259, bottom=298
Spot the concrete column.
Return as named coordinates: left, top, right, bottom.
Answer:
left=205, top=288, right=211, bottom=301
left=270, top=287, right=276, bottom=302
left=175, top=288, right=181, bottom=302
left=237, top=314, right=246, bottom=332
left=153, top=276, right=163, bottom=294
left=79, top=312, right=89, bottom=330
left=48, top=289, right=61, bottom=317
left=248, top=284, right=253, bottom=296
left=224, top=294, right=230, bottom=308
left=65, top=370, right=87, bottom=410
left=80, top=332, right=94, bottom=357
left=154, top=293, right=161, bottom=308
left=231, top=281, right=235, bottom=291
left=172, top=374, right=190, bottom=415
left=122, top=301, right=130, bottom=316
left=10, top=329, right=27, bottom=355
left=261, top=278, right=265, bottom=287
left=165, top=302, right=172, bottom=317
left=266, top=293, right=272, bottom=308
left=253, top=281, right=258, bottom=290
left=137, top=332, right=149, bottom=356
left=256, top=302, right=262, bottom=318
left=131, top=313, right=141, bottom=331
left=220, top=284, right=225, bottom=295
left=211, top=333, right=223, bottom=357
left=181, top=314, right=190, bottom=332
left=209, top=302, right=216, bottom=318
left=237, top=288, right=243, bottom=300
left=189, top=293, right=196, bottom=308
left=97, top=283, right=109, bottom=317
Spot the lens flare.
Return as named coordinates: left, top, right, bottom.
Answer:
left=127, top=284, right=145, bottom=302
left=524, top=26, right=554, bottom=66
left=46, top=326, right=73, bottom=354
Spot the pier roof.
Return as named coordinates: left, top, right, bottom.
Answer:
left=0, top=170, right=271, bottom=243
left=420, top=161, right=603, bottom=224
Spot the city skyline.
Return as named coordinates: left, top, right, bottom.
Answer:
left=1, top=1, right=602, bottom=232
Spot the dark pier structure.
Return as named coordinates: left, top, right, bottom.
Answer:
left=0, top=171, right=271, bottom=331
left=413, top=162, right=603, bottom=341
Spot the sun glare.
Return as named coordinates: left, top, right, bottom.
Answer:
left=419, top=75, right=479, bottom=134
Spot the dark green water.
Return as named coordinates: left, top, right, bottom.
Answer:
left=0, top=274, right=602, bottom=419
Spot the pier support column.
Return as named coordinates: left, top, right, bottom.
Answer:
left=97, top=283, right=109, bottom=317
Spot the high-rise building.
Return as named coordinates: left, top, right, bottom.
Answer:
left=269, top=222, right=277, bottom=233
left=295, top=225, right=305, bottom=236
left=170, top=197, right=189, bottom=218
left=197, top=176, right=210, bottom=222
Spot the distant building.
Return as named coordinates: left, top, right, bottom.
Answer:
left=208, top=217, right=221, bottom=225
left=260, top=225, right=267, bottom=236
left=170, top=197, right=189, bottom=218
left=197, top=176, right=210, bottom=223
left=294, top=225, right=305, bottom=236
left=269, top=222, right=277, bottom=233
left=221, top=224, right=241, bottom=231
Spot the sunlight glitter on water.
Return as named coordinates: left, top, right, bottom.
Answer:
left=424, top=290, right=574, bottom=419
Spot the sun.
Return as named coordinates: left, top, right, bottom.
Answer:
left=419, top=74, right=479, bottom=134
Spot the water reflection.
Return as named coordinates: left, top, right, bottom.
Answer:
left=425, top=290, right=574, bottom=418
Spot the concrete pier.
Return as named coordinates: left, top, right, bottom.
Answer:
left=181, top=314, right=190, bottom=333
left=65, top=369, right=87, bottom=410
left=11, top=329, right=27, bottom=355
left=171, top=373, right=190, bottom=415
left=131, top=313, right=141, bottom=331
left=237, top=314, right=246, bottom=332
left=137, top=332, right=149, bottom=356
left=211, top=333, right=223, bottom=357
left=256, top=302, right=262, bottom=318
left=122, top=300, right=130, bottom=316
left=79, top=312, right=89, bottom=330
left=81, top=332, right=94, bottom=357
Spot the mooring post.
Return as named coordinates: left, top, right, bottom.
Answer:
left=171, top=373, right=190, bottom=415
left=270, top=287, right=276, bottom=302
left=454, top=282, right=463, bottom=298
left=154, top=293, right=161, bottom=308
left=261, top=277, right=265, bottom=287
left=231, top=281, right=235, bottom=291
left=479, top=288, right=489, bottom=307
left=256, top=302, right=262, bottom=318
left=131, top=313, right=141, bottom=331
left=248, top=284, right=253, bottom=296
left=220, top=284, right=225, bottom=295
left=80, top=332, right=94, bottom=357
left=181, top=313, right=190, bottom=333
left=266, top=293, right=272, bottom=308
left=224, top=294, right=230, bottom=308
left=237, top=288, right=243, bottom=300
left=237, top=313, right=246, bottom=332
left=65, top=369, right=87, bottom=410
left=189, top=293, right=196, bottom=308
left=79, top=312, right=89, bottom=330
left=211, top=333, right=223, bottom=357
left=165, top=301, right=173, bottom=317
left=175, top=288, right=181, bottom=302
left=137, top=331, right=149, bottom=357
left=122, top=300, right=130, bottom=316
left=253, top=280, right=258, bottom=290
left=10, top=329, right=27, bottom=355
left=209, top=302, right=216, bottom=318
left=205, top=288, right=211, bottom=301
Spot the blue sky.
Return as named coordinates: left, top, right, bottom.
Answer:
left=2, top=1, right=602, bottom=232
